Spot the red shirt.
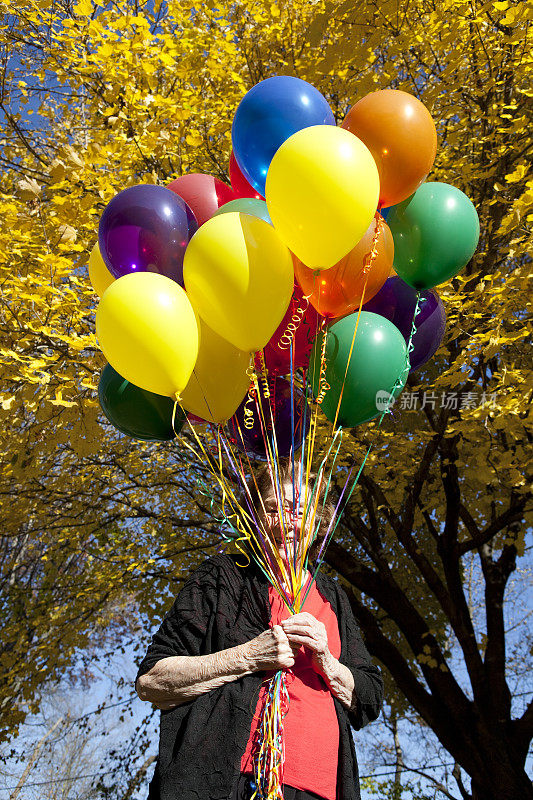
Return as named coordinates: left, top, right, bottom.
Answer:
left=240, top=578, right=341, bottom=800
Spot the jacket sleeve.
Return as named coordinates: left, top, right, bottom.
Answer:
left=337, top=584, right=384, bottom=730
left=134, top=557, right=220, bottom=691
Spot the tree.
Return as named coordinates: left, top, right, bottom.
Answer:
left=0, top=1, right=531, bottom=798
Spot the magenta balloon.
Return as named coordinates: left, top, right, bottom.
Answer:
left=98, top=184, right=198, bottom=285
left=228, top=377, right=309, bottom=461
left=363, top=276, right=446, bottom=372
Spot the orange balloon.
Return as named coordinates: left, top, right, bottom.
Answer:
left=342, top=89, right=437, bottom=208
left=293, top=217, right=394, bottom=319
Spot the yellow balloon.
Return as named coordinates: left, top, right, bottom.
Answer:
left=265, top=125, right=380, bottom=269
left=88, top=242, right=114, bottom=297
left=181, top=318, right=250, bottom=423
left=183, top=212, right=293, bottom=352
left=96, top=273, right=199, bottom=398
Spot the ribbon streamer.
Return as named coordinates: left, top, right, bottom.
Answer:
left=277, top=294, right=311, bottom=351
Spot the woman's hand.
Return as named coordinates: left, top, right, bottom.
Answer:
left=280, top=612, right=332, bottom=671
left=243, top=625, right=300, bottom=672
left=281, top=612, right=357, bottom=711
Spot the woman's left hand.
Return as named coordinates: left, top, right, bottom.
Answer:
left=282, top=612, right=357, bottom=710
left=280, top=612, right=331, bottom=670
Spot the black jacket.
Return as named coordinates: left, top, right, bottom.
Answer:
left=136, top=554, right=383, bottom=800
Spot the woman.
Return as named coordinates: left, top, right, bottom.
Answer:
left=135, top=460, right=383, bottom=800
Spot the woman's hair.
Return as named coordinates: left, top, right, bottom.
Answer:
left=246, top=458, right=337, bottom=562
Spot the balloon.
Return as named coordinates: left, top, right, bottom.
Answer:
left=309, top=311, right=407, bottom=427
left=183, top=212, right=293, bottom=353
left=98, top=363, right=184, bottom=441
left=98, top=184, right=197, bottom=285
left=293, top=216, right=394, bottom=319
left=180, top=318, right=251, bottom=424
left=166, top=173, right=234, bottom=227
left=88, top=242, right=114, bottom=297
left=186, top=412, right=206, bottom=425
left=363, top=277, right=446, bottom=372
left=96, top=272, right=199, bottom=398
left=229, top=152, right=263, bottom=199
left=213, top=198, right=272, bottom=225
left=256, top=283, right=320, bottom=377
left=232, top=76, right=335, bottom=197
left=228, top=377, right=309, bottom=460
left=342, top=89, right=437, bottom=208
left=387, top=182, right=480, bottom=289
left=265, top=126, right=379, bottom=269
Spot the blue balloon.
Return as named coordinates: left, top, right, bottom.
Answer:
left=231, top=76, right=335, bottom=196
left=379, top=206, right=392, bottom=221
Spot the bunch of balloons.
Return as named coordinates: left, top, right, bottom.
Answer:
left=89, top=76, right=480, bottom=447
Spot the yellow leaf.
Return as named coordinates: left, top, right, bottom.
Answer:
left=160, top=52, right=175, bottom=67
left=270, top=3, right=280, bottom=17
left=50, top=390, right=77, bottom=408
left=74, top=0, right=92, bottom=15
left=17, top=177, right=41, bottom=200
left=505, top=164, right=528, bottom=183
left=57, top=224, right=77, bottom=243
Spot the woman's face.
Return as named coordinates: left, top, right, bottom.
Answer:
left=259, top=479, right=308, bottom=569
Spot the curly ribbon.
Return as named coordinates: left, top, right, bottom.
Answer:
left=244, top=361, right=259, bottom=430
left=277, top=294, right=311, bottom=351
left=361, top=210, right=382, bottom=277
left=252, top=670, right=291, bottom=800
left=258, top=350, right=271, bottom=399
left=404, top=291, right=422, bottom=380
left=315, top=322, right=330, bottom=405
left=243, top=390, right=256, bottom=431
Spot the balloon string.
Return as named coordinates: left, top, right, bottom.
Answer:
left=171, top=394, right=182, bottom=437
left=248, top=376, right=302, bottom=598
left=331, top=212, right=382, bottom=431
left=277, top=293, right=311, bottom=351
left=178, top=417, right=253, bottom=547
left=309, top=292, right=423, bottom=586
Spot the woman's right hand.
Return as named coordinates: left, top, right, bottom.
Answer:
left=243, top=625, right=300, bottom=672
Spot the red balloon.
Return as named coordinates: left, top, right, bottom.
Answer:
left=187, top=412, right=207, bottom=425
left=229, top=152, right=264, bottom=200
left=167, top=173, right=234, bottom=227
left=255, top=284, right=320, bottom=377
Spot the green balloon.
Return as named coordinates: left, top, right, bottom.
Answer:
left=213, top=198, right=272, bottom=225
left=310, top=312, right=407, bottom=427
left=98, top=363, right=185, bottom=441
left=387, top=182, right=480, bottom=289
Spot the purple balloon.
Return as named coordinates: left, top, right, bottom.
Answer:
left=228, top=377, right=309, bottom=461
left=364, top=277, right=446, bottom=372
left=98, top=184, right=198, bottom=285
